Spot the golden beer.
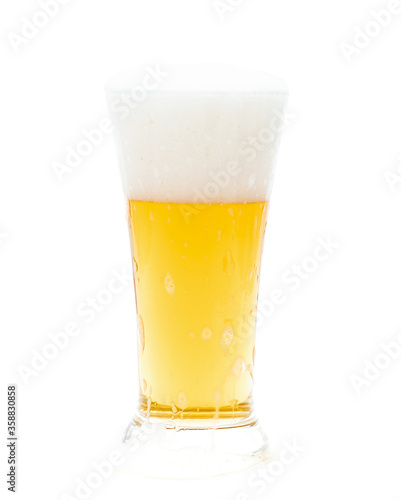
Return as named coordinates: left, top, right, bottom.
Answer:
left=128, top=200, right=268, bottom=419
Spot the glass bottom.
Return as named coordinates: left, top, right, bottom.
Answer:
left=119, top=411, right=269, bottom=479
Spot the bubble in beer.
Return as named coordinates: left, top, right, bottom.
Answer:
left=137, top=314, right=145, bottom=351
left=232, top=357, right=246, bottom=377
left=202, top=327, right=212, bottom=340
left=164, top=272, right=175, bottom=296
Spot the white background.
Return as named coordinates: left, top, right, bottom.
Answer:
left=1, top=0, right=401, bottom=499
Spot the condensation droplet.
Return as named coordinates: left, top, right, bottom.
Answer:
left=228, top=208, right=234, bottom=217
left=221, top=323, right=234, bottom=347
left=141, top=379, right=147, bottom=393
left=232, top=357, right=246, bottom=377
left=248, top=268, right=254, bottom=282
left=254, top=216, right=258, bottom=232
left=201, top=327, right=212, bottom=340
left=146, top=397, right=152, bottom=417
left=223, top=249, right=234, bottom=274
left=184, top=242, right=189, bottom=247
left=217, top=230, right=222, bottom=242
left=177, top=391, right=188, bottom=409
left=133, top=258, right=139, bottom=273
left=164, top=272, right=175, bottom=296
left=137, top=314, right=145, bottom=351
left=189, top=332, right=195, bottom=338
left=213, top=390, right=221, bottom=419
left=172, top=402, right=178, bottom=414
left=167, top=218, right=171, bottom=223
left=149, top=212, right=154, bottom=221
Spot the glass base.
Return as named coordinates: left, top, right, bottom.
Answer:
left=118, top=411, right=269, bottom=479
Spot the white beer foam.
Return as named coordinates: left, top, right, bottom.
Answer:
left=106, top=64, right=288, bottom=203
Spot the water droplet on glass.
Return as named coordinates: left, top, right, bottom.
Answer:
left=223, top=249, right=234, bottom=274
left=149, top=212, right=154, bottom=221
left=177, top=391, right=188, bottom=409
left=137, top=314, right=145, bottom=351
left=221, top=323, right=234, bottom=348
left=228, top=208, right=234, bottom=217
left=164, top=272, right=175, bottom=296
left=201, top=327, right=212, bottom=340
left=232, top=357, right=246, bottom=377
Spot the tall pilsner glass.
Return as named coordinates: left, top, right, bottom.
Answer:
left=106, top=65, right=288, bottom=477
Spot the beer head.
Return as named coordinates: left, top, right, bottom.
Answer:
left=106, top=64, right=288, bottom=203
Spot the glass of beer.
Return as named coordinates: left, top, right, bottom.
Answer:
left=105, top=65, right=288, bottom=478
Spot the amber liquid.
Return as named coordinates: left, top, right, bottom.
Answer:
left=128, top=201, right=268, bottom=419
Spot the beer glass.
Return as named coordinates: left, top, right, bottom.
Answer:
left=106, top=65, right=288, bottom=477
